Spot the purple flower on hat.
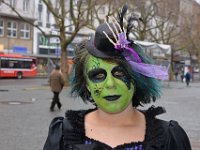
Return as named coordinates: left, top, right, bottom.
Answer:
left=114, top=32, right=142, bottom=63
left=118, top=32, right=130, bottom=46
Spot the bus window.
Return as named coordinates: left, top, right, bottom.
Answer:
left=1, top=60, right=9, bottom=68
left=9, top=61, right=15, bottom=68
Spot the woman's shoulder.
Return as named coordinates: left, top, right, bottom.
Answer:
left=65, top=109, right=90, bottom=118
left=63, top=109, right=89, bottom=132
left=43, top=109, right=94, bottom=150
left=143, top=106, right=191, bottom=150
left=43, top=117, right=64, bottom=150
left=45, top=109, right=95, bottom=133
left=64, top=109, right=95, bottom=126
left=44, top=109, right=86, bottom=130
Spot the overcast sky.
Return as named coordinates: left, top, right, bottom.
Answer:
left=195, top=0, right=200, bottom=4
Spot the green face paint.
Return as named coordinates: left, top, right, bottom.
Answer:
left=86, top=55, right=135, bottom=114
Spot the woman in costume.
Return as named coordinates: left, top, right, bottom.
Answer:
left=43, top=5, right=191, bottom=150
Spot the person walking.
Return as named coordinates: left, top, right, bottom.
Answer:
left=174, top=69, right=179, bottom=81
left=180, top=68, right=184, bottom=82
left=48, top=64, right=65, bottom=111
left=185, top=71, right=191, bottom=86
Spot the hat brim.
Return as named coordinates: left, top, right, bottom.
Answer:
left=86, top=36, right=112, bottom=59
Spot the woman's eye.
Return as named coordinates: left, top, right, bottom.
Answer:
left=88, top=69, right=107, bottom=82
left=95, top=73, right=105, bottom=79
left=114, top=71, right=125, bottom=77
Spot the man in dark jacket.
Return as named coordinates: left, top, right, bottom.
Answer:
left=185, top=71, right=191, bottom=86
left=49, top=64, right=65, bottom=111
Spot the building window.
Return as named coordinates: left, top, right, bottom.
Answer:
left=46, top=9, right=51, bottom=28
left=0, top=19, right=4, bottom=36
left=10, top=0, right=16, bottom=8
left=23, top=0, right=29, bottom=11
left=7, top=21, right=17, bottom=38
left=38, top=2, right=43, bottom=26
left=20, top=23, right=30, bottom=39
left=38, top=11, right=42, bottom=21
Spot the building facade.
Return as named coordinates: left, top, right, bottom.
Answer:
left=0, top=0, right=35, bottom=54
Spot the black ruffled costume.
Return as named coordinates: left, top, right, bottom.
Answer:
left=43, top=106, right=191, bottom=150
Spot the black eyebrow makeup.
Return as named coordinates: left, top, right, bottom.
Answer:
left=112, top=66, right=131, bottom=89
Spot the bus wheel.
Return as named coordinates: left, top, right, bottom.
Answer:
left=17, top=72, right=23, bottom=79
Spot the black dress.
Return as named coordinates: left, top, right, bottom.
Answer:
left=43, top=106, right=191, bottom=150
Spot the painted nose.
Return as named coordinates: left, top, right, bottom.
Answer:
left=105, top=74, right=116, bottom=89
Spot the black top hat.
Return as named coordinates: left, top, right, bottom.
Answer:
left=86, top=23, right=125, bottom=59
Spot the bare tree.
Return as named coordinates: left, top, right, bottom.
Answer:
left=3, top=0, right=198, bottom=82
left=123, top=0, right=181, bottom=80
left=0, top=0, right=117, bottom=84
left=175, top=2, right=200, bottom=79
left=183, top=18, right=200, bottom=78
left=125, top=0, right=200, bottom=80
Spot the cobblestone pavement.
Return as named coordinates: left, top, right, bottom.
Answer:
left=0, top=78, right=200, bottom=150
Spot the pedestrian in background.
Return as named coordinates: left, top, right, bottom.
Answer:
left=185, top=71, right=191, bottom=86
left=174, top=69, right=179, bottom=81
left=48, top=64, right=65, bottom=111
left=180, top=68, right=184, bottom=82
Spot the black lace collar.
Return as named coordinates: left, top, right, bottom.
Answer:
left=64, top=106, right=166, bottom=149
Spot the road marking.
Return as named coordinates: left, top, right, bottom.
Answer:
left=9, top=102, right=21, bottom=105
left=23, top=86, right=50, bottom=90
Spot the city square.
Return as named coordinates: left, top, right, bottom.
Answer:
left=0, top=1, right=200, bottom=149
left=0, top=78, right=200, bottom=150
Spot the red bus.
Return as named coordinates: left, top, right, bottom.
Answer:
left=0, top=53, right=37, bottom=79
